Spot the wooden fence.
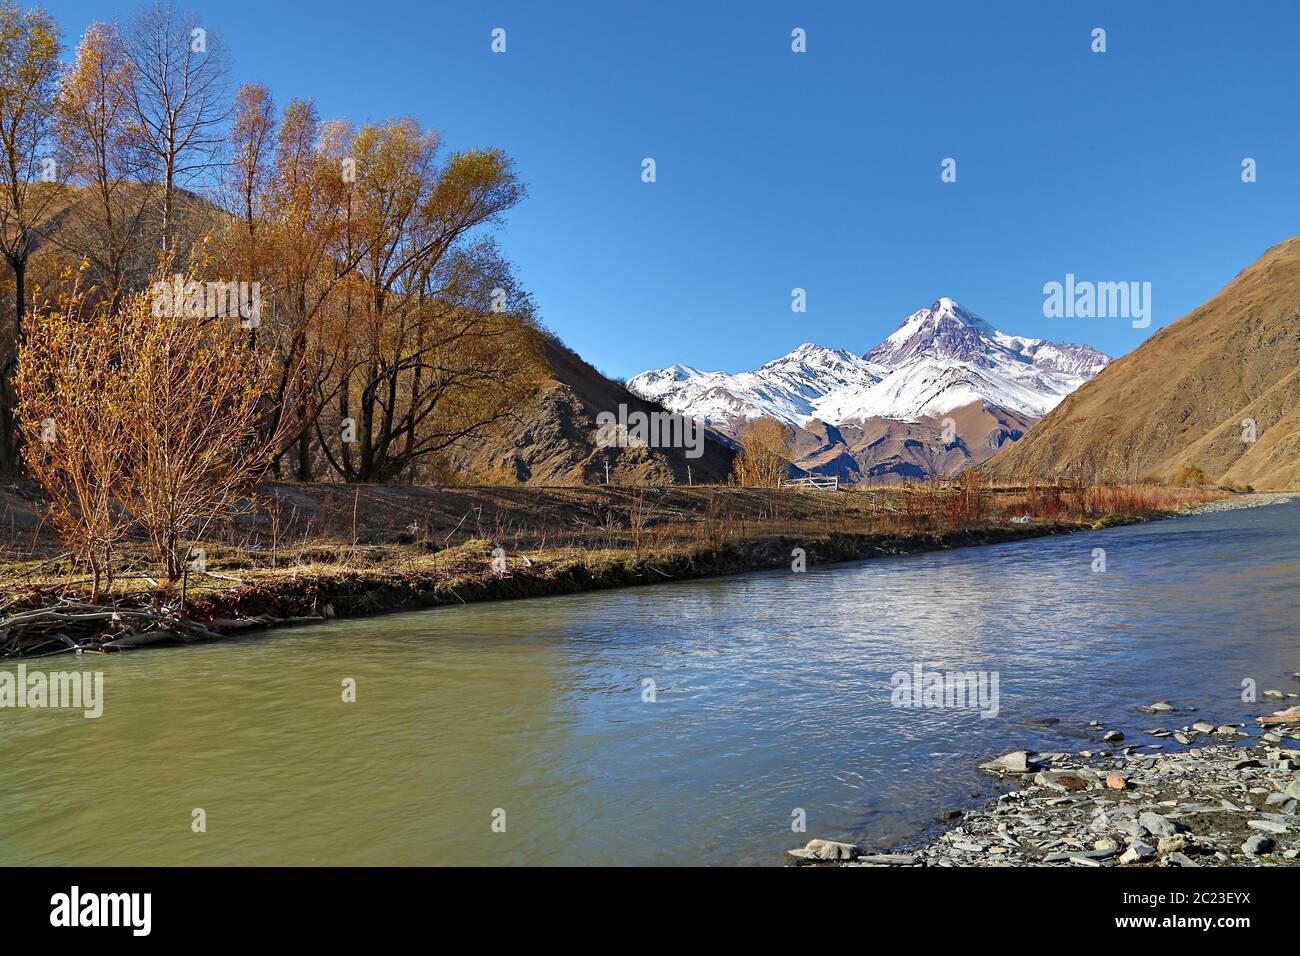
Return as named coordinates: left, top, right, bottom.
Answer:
left=778, top=475, right=840, bottom=491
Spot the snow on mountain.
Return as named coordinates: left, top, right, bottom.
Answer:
left=626, top=299, right=1110, bottom=429
left=629, top=343, right=888, bottom=428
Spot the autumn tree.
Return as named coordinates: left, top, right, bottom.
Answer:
left=732, top=417, right=792, bottom=487
left=225, top=83, right=274, bottom=239
left=54, top=20, right=153, bottom=308
left=0, top=0, right=61, bottom=473
left=1172, top=464, right=1208, bottom=488
left=9, top=5, right=546, bottom=500
left=312, top=119, right=540, bottom=482
left=258, top=102, right=368, bottom=480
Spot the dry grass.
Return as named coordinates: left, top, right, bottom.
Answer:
left=0, top=479, right=1230, bottom=610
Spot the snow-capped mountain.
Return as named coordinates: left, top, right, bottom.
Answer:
left=628, top=344, right=888, bottom=428
left=627, top=298, right=1109, bottom=430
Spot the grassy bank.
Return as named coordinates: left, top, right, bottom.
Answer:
left=0, top=480, right=1230, bottom=658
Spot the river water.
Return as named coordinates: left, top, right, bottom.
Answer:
left=2, top=500, right=1297, bottom=866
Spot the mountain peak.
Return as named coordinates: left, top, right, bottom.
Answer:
left=627, top=300, right=1108, bottom=434
left=868, top=298, right=998, bottom=366
left=789, top=341, right=834, bottom=356
left=769, top=342, right=853, bottom=364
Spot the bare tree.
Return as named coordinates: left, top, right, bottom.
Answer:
left=117, top=266, right=295, bottom=580
left=124, top=1, right=229, bottom=255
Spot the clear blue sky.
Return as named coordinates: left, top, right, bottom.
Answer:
left=47, top=0, right=1300, bottom=377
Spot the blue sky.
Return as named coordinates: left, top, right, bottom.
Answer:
left=46, top=0, right=1300, bottom=378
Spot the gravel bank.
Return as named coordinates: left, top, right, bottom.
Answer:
left=1181, top=492, right=1300, bottom=515
left=791, top=699, right=1300, bottom=868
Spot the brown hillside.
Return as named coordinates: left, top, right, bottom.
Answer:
left=985, top=235, right=1300, bottom=490
left=787, top=401, right=1034, bottom=483
left=442, top=333, right=736, bottom=485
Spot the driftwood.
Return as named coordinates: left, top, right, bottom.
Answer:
left=1258, top=705, right=1300, bottom=726
left=0, top=598, right=323, bottom=659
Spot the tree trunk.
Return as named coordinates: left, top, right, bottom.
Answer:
left=296, top=413, right=312, bottom=481
left=0, top=257, right=28, bottom=474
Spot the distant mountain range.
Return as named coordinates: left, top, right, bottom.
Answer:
left=627, top=298, right=1110, bottom=481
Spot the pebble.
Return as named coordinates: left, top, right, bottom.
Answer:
left=1247, top=819, right=1290, bottom=834
left=1242, top=834, right=1274, bottom=856
left=855, top=853, right=917, bottom=866
left=979, top=751, right=1037, bottom=774
left=1156, top=834, right=1188, bottom=855
left=1141, top=701, right=1177, bottom=713
left=1119, top=840, right=1156, bottom=864
left=794, top=705, right=1300, bottom=869
left=1139, top=812, right=1179, bottom=837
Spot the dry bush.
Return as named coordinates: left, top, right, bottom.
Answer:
left=944, top=468, right=988, bottom=528
left=732, top=418, right=791, bottom=488
left=116, top=274, right=294, bottom=579
left=17, top=266, right=296, bottom=589
left=15, top=276, right=129, bottom=599
left=1172, top=464, right=1208, bottom=488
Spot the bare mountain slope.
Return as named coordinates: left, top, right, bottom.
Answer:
left=985, top=236, right=1300, bottom=490
left=443, top=333, right=736, bottom=485
left=786, top=401, right=1034, bottom=483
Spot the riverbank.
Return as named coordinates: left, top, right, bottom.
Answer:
left=1180, top=491, right=1300, bottom=515
left=0, top=519, right=1129, bottom=657
left=791, top=698, right=1300, bottom=868
left=5, top=494, right=1297, bottom=867
left=0, top=481, right=1239, bottom=657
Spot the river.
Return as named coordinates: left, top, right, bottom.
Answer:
left=2, top=499, right=1297, bottom=865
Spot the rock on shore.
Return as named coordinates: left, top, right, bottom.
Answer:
left=791, top=708, right=1300, bottom=867
left=1181, top=492, right=1300, bottom=516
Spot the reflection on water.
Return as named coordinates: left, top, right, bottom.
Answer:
left=2, top=502, right=1297, bottom=865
